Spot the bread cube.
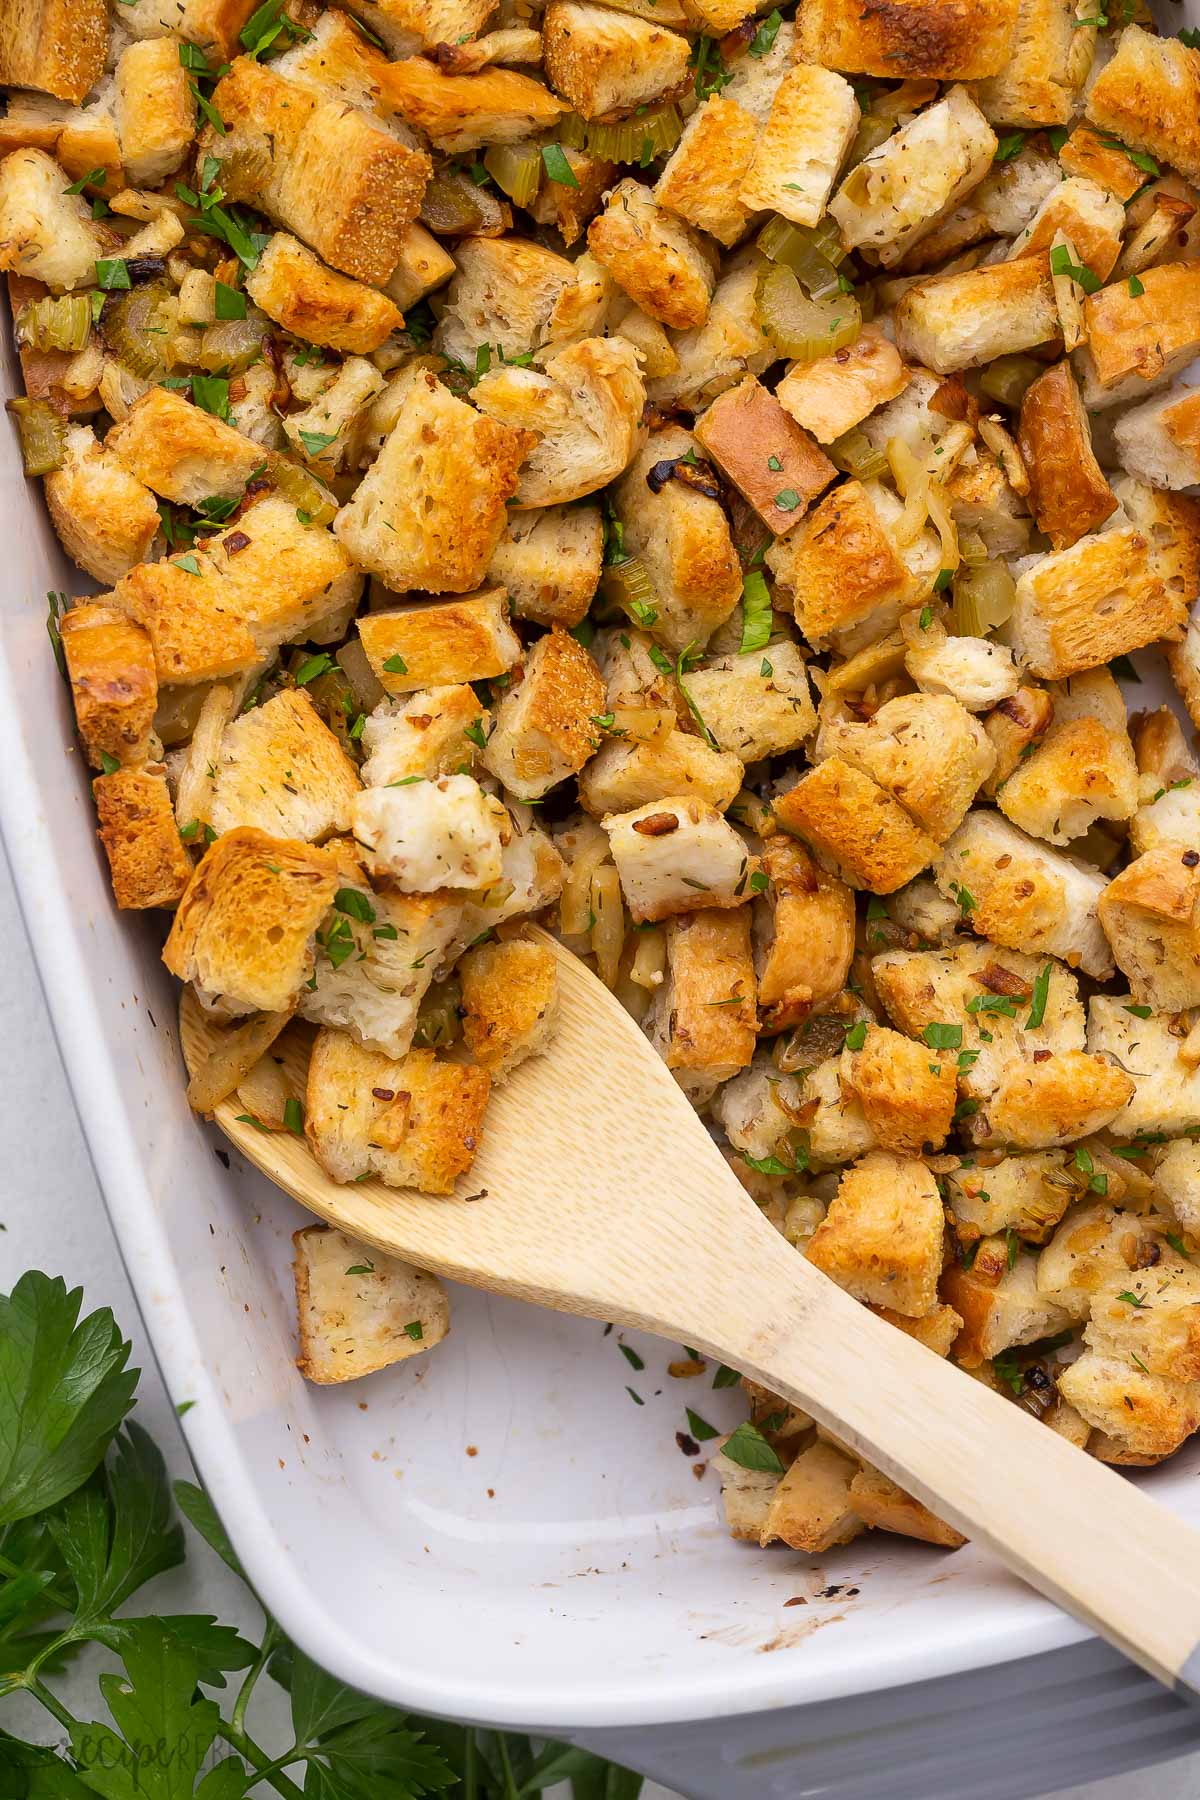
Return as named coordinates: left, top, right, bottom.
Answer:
left=578, top=729, right=743, bottom=816
left=1128, top=706, right=1200, bottom=856
left=60, top=604, right=156, bottom=773
left=1005, top=176, right=1124, bottom=284
left=379, top=223, right=454, bottom=313
left=358, top=592, right=521, bottom=698
left=0, top=0, right=107, bottom=105
left=105, top=385, right=264, bottom=506
left=1037, top=1201, right=1143, bottom=1319
left=435, top=236, right=575, bottom=367
left=1098, top=848, right=1200, bottom=1013
left=1088, top=996, right=1200, bottom=1138
left=543, top=2, right=690, bottom=119
left=114, top=38, right=194, bottom=188
left=613, top=428, right=742, bottom=655
left=807, top=1151, right=944, bottom=1316
left=333, top=366, right=533, bottom=594
left=943, top=447, right=1032, bottom=558
left=112, top=559, right=257, bottom=687
left=459, top=936, right=558, bottom=1081
left=351, top=774, right=506, bottom=892
left=997, top=669, right=1136, bottom=846
left=164, top=828, right=339, bottom=1012
left=202, top=690, right=360, bottom=843
left=711, top=1055, right=805, bottom=1163
left=796, top=0, right=1016, bottom=76
left=1018, top=360, right=1116, bottom=552
left=843, top=1024, right=957, bottom=1155
left=587, top=180, right=714, bottom=332
left=738, top=64, right=859, bottom=229
left=760, top=1441, right=864, bottom=1552
left=1170, top=611, right=1200, bottom=736
left=818, top=692, right=995, bottom=842
left=942, top=1249, right=1072, bottom=1365
left=800, top=1056, right=877, bottom=1165
left=830, top=87, right=996, bottom=268
left=755, top=834, right=855, bottom=1026
left=344, top=0, right=498, bottom=56
left=848, top=1465, right=966, bottom=1548
left=1077, top=262, right=1200, bottom=407
left=982, top=686, right=1055, bottom=797
left=486, top=504, right=602, bottom=630
left=654, top=94, right=759, bottom=248
left=775, top=758, right=939, bottom=894
left=933, top=812, right=1112, bottom=978
left=94, top=769, right=192, bottom=911
left=768, top=479, right=920, bottom=652
left=682, top=645, right=816, bottom=763
left=894, top=255, right=1059, bottom=374
left=1114, top=385, right=1200, bottom=492
left=1058, top=1349, right=1200, bottom=1463
left=971, top=0, right=1093, bottom=128
left=46, top=426, right=159, bottom=587
left=1009, top=528, right=1191, bottom=684
left=306, top=1029, right=490, bottom=1193
left=1085, top=25, right=1200, bottom=190
left=473, top=336, right=645, bottom=509
left=603, top=796, right=753, bottom=922
left=0, top=147, right=107, bottom=290
left=483, top=628, right=603, bottom=801
left=976, top=1050, right=1135, bottom=1150
left=1155, top=1140, right=1200, bottom=1237
left=693, top=376, right=835, bottom=536
left=774, top=326, right=910, bottom=445
left=945, top=1151, right=1076, bottom=1247
left=293, top=1224, right=449, bottom=1383
left=1085, top=1257, right=1200, bottom=1383
left=360, top=688, right=487, bottom=789
left=713, top=1441, right=782, bottom=1541
left=644, top=908, right=756, bottom=1101
left=246, top=233, right=402, bottom=354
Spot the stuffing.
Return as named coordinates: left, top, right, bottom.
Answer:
left=486, top=504, right=603, bottom=629
left=163, top=828, right=339, bottom=1013
left=848, top=1465, right=966, bottom=1549
left=1077, top=262, right=1200, bottom=408
left=94, top=768, right=193, bottom=910
left=644, top=908, right=757, bottom=1101
left=1036, top=1200, right=1148, bottom=1319
left=1113, top=385, right=1200, bottom=493
left=112, top=0, right=260, bottom=60
left=1087, top=996, right=1200, bottom=1138
left=711, top=1056, right=806, bottom=1163
left=775, top=757, right=940, bottom=894
left=738, top=64, right=860, bottom=229
left=974, top=1051, right=1135, bottom=1150
left=1056, top=123, right=1149, bottom=206
left=603, top=796, right=754, bottom=921
left=0, top=0, right=107, bottom=105
left=883, top=876, right=963, bottom=947
left=0, top=147, right=108, bottom=290
left=1017, top=360, right=1116, bottom=552
left=941, top=1249, right=1073, bottom=1365
left=645, top=249, right=776, bottom=412
left=483, top=627, right=606, bottom=801
left=351, top=774, right=507, bottom=892
left=449, top=802, right=566, bottom=957
left=105, top=386, right=265, bottom=506
left=905, top=633, right=1020, bottom=713
left=587, top=180, right=715, bottom=332
left=996, top=669, right=1137, bottom=846
left=1129, top=731, right=1200, bottom=860
left=692, top=376, right=835, bottom=535
left=60, top=603, right=157, bottom=772
left=1085, top=25, right=1200, bottom=190
left=292, top=1225, right=450, bottom=1383
left=458, top=936, right=559, bottom=1082
left=893, top=255, right=1060, bottom=374
left=1169, top=613, right=1200, bottom=737
left=653, top=94, right=760, bottom=248
left=713, top=1442, right=781, bottom=1541
left=305, top=1029, right=490, bottom=1194
left=1116, top=181, right=1200, bottom=283
left=842, top=1023, right=957, bottom=1155
left=245, top=234, right=403, bottom=355
left=681, top=645, right=816, bottom=763
left=113, top=37, right=194, bottom=188
left=282, top=356, right=385, bottom=477
left=336, top=0, right=496, bottom=56
left=774, top=327, right=911, bottom=446
left=944, top=1151, right=1077, bottom=1246
left=110, top=558, right=257, bottom=688
left=435, top=236, right=576, bottom=366
left=528, top=143, right=616, bottom=248
left=472, top=335, right=645, bottom=509
left=933, top=812, right=1112, bottom=979
left=358, top=592, right=521, bottom=696
left=768, top=479, right=921, bottom=653
left=801, top=1055, right=877, bottom=1165
left=830, top=87, right=996, bottom=268
left=759, top=1441, right=865, bottom=1552
left=817, top=692, right=995, bottom=842
left=794, top=0, right=1017, bottom=78
left=385, top=222, right=457, bottom=312
left=45, top=425, right=159, bottom=585
left=1097, top=847, right=1200, bottom=1014
left=806, top=1151, right=945, bottom=1316
left=1058, top=1350, right=1200, bottom=1463
left=200, top=690, right=360, bottom=843
left=1085, top=1255, right=1200, bottom=1382
left=542, top=2, right=691, bottom=119
left=578, top=728, right=743, bottom=816
left=1004, top=177, right=1124, bottom=283
left=970, top=0, right=1093, bottom=127
left=613, top=428, right=742, bottom=654
left=754, top=833, right=856, bottom=1026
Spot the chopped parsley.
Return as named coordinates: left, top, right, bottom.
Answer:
left=1049, top=244, right=1101, bottom=293
left=923, top=1022, right=963, bottom=1050
left=541, top=144, right=579, bottom=188
left=1024, top=962, right=1052, bottom=1030
left=739, top=568, right=773, bottom=655
left=721, top=1422, right=784, bottom=1475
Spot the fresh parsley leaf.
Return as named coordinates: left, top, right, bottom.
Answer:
left=994, top=132, right=1026, bottom=163
left=190, top=374, right=230, bottom=421
left=773, top=488, right=801, bottom=511
left=844, top=1020, right=868, bottom=1051
left=1117, top=1289, right=1147, bottom=1308
left=918, top=605, right=932, bottom=630
left=1049, top=243, right=1100, bottom=293
left=283, top=1098, right=304, bottom=1137
left=748, top=8, right=782, bottom=55
left=685, top=1408, right=719, bottom=1441
left=541, top=144, right=579, bottom=188
left=294, top=653, right=335, bottom=686
left=50, top=1423, right=184, bottom=1627
left=334, top=888, right=375, bottom=924
left=64, top=168, right=107, bottom=195
left=738, top=568, right=773, bottom=655
left=923, top=1022, right=962, bottom=1050
left=933, top=568, right=953, bottom=591
left=720, top=1422, right=784, bottom=1475
left=1024, top=962, right=1052, bottom=1030
left=172, top=1480, right=246, bottom=1582
left=712, top=1363, right=740, bottom=1389
left=1128, top=273, right=1145, bottom=298
left=618, top=1343, right=645, bottom=1371
left=97, top=751, right=121, bottom=776
left=190, top=81, right=228, bottom=135
left=299, top=428, right=338, bottom=456
left=94, top=259, right=129, bottom=291
left=68, top=1620, right=222, bottom=1798
left=403, top=1320, right=424, bottom=1342
left=463, top=717, right=488, bottom=750
left=213, top=279, right=245, bottom=320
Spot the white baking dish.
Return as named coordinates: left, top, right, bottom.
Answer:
left=3, top=212, right=1200, bottom=1800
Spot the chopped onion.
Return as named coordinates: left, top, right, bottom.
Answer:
left=15, top=294, right=92, bottom=354
left=483, top=141, right=542, bottom=207
left=335, top=638, right=386, bottom=712
left=978, top=354, right=1044, bottom=409
left=959, top=528, right=989, bottom=567
left=590, top=862, right=625, bottom=989
left=601, top=552, right=659, bottom=626
left=6, top=397, right=66, bottom=476
left=755, top=264, right=861, bottom=362
left=952, top=560, right=1015, bottom=637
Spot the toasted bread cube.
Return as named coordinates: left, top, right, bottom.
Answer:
left=1086, top=25, right=1200, bottom=190
left=653, top=94, right=759, bottom=248
left=645, top=908, right=756, bottom=1100
left=1098, top=848, right=1200, bottom=1013
left=351, top=774, right=505, bottom=892
left=376, top=56, right=568, bottom=154
left=775, top=759, right=939, bottom=894
left=801, top=1056, right=877, bottom=1164
left=713, top=1443, right=781, bottom=1541
left=738, top=64, right=859, bottom=229
left=61, top=603, right=157, bottom=772
left=830, top=87, right=996, bottom=268
left=486, top=504, right=602, bottom=629
left=894, top=255, right=1059, bottom=374
left=543, top=2, right=690, bottom=119
left=1005, top=176, right=1124, bottom=282
left=435, top=236, right=575, bottom=366
left=111, top=559, right=258, bottom=686
left=682, top=645, right=816, bottom=763
left=769, top=479, right=920, bottom=652
left=578, top=729, right=743, bottom=816
left=1058, top=1348, right=1200, bottom=1461
left=1113, top=384, right=1200, bottom=492
left=760, top=1441, right=864, bottom=1552
left=112, top=0, right=259, bottom=61
left=933, top=813, right=1112, bottom=978
left=807, top=1151, right=944, bottom=1316
left=449, top=803, right=565, bottom=955
left=755, top=833, right=855, bottom=1026
left=1009, top=530, right=1191, bottom=685
left=983, top=687, right=1055, bottom=798
left=1087, top=996, right=1200, bottom=1138
left=818, top=692, right=995, bottom=842
left=976, top=1050, right=1135, bottom=1150
left=114, top=38, right=195, bottom=188
left=795, top=0, right=1016, bottom=78
left=1156, top=1140, right=1200, bottom=1237
left=603, top=796, right=753, bottom=922
left=774, top=327, right=910, bottom=446
left=613, top=428, right=741, bottom=655
left=473, top=336, right=645, bottom=510
left=849, top=1465, right=965, bottom=1548
left=869, top=1301, right=964, bottom=1357
left=1128, top=706, right=1200, bottom=856
left=711, top=1055, right=805, bottom=1163
left=587, top=180, right=714, bottom=332
left=693, top=377, right=835, bottom=536
left=94, top=769, right=192, bottom=910
left=843, top=1024, right=957, bottom=1155
left=359, top=592, right=520, bottom=697
left=202, top=690, right=360, bottom=843
left=105, top=386, right=264, bottom=506
left=1086, top=1257, right=1200, bottom=1382
left=293, top=1225, right=449, bottom=1383
left=1077, top=262, right=1200, bottom=406
left=943, top=447, right=1032, bottom=558
left=245, top=233, right=402, bottom=354
left=997, top=669, right=1136, bottom=846
left=334, top=366, right=532, bottom=594
left=0, top=147, right=107, bottom=290
left=360, top=687, right=487, bottom=788
left=1017, top=360, right=1115, bottom=553
left=459, top=936, right=558, bottom=1081
left=0, top=0, right=106, bottom=105
left=45, top=425, right=159, bottom=586
left=1170, top=602, right=1200, bottom=732
left=1037, top=1200, right=1143, bottom=1319
left=281, top=356, right=385, bottom=478
left=942, top=1249, right=1073, bottom=1365
left=342, top=0, right=495, bottom=55
left=306, top=1029, right=489, bottom=1193
left=644, top=249, right=776, bottom=412
left=945, top=1152, right=1076, bottom=1247
left=971, top=0, right=1093, bottom=128
left=483, top=628, right=605, bottom=801
left=1055, top=123, right=1146, bottom=203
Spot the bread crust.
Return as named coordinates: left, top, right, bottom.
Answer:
left=61, top=603, right=157, bottom=772
left=0, top=0, right=107, bottom=104
left=95, top=769, right=193, bottom=910
left=775, top=757, right=940, bottom=893
left=1018, top=361, right=1116, bottom=551
left=794, top=0, right=1019, bottom=79
left=1086, top=25, right=1200, bottom=189
left=247, top=234, right=403, bottom=353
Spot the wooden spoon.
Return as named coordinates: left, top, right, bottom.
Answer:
left=181, top=927, right=1200, bottom=1701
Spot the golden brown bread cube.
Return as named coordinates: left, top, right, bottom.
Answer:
left=114, top=38, right=196, bottom=188
left=653, top=95, right=759, bottom=248
left=614, top=427, right=742, bottom=655
left=995, top=669, right=1136, bottom=847
left=588, top=180, right=715, bottom=332
left=578, top=730, right=744, bottom=817
left=1085, top=25, right=1200, bottom=190
left=1097, top=847, right=1200, bottom=1013
left=755, top=834, right=855, bottom=1028
left=482, top=628, right=606, bottom=803
left=1018, top=361, right=1116, bottom=552
left=794, top=0, right=1018, bottom=78
left=105, top=386, right=266, bottom=506
left=1079, top=262, right=1200, bottom=404
left=806, top=1151, right=945, bottom=1316
left=774, top=759, right=940, bottom=894
left=45, top=426, right=160, bottom=587
left=774, top=327, right=911, bottom=446
left=933, top=812, right=1112, bottom=978
left=459, top=937, right=559, bottom=1082
left=1085, top=1258, right=1200, bottom=1384
left=358, top=591, right=522, bottom=696
left=843, top=1024, right=958, bottom=1156
left=869, top=1301, right=964, bottom=1358
left=1057, top=1349, right=1200, bottom=1462
left=0, top=0, right=107, bottom=104
left=769, top=479, right=919, bottom=651
left=693, top=377, right=835, bottom=535
left=293, top=1224, right=450, bottom=1384
left=246, top=233, right=403, bottom=354
left=486, top=504, right=603, bottom=629
left=848, top=1466, right=966, bottom=1548
left=893, top=255, right=1059, bottom=375
left=941, top=1247, right=1073, bottom=1365
left=970, top=0, right=1093, bottom=128
left=0, top=147, right=108, bottom=290
left=543, top=1, right=690, bottom=119
left=603, top=796, right=756, bottom=921
left=203, top=689, right=361, bottom=844
left=818, top=691, right=996, bottom=843
left=645, top=908, right=757, bottom=1100
left=976, top=1051, right=1135, bottom=1151
left=376, top=54, right=569, bottom=154
left=94, top=769, right=193, bottom=911
left=111, top=558, right=259, bottom=687
left=61, top=603, right=157, bottom=772
left=739, top=64, right=861, bottom=229
left=760, top=1440, right=865, bottom=1552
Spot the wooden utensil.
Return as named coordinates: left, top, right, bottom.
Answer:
left=181, top=926, right=1200, bottom=1702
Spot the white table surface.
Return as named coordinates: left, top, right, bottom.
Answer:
left=0, top=839, right=1195, bottom=1800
